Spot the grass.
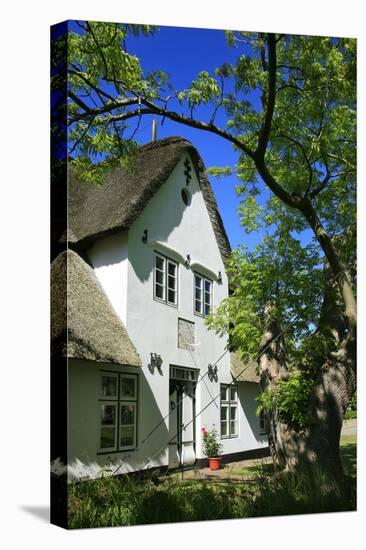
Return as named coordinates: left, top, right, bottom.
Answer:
left=225, top=462, right=274, bottom=478
left=68, top=476, right=253, bottom=528
left=68, top=436, right=356, bottom=528
left=340, top=434, right=356, bottom=478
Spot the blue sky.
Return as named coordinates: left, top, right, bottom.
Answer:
left=68, top=21, right=272, bottom=251
left=125, top=25, right=265, bottom=251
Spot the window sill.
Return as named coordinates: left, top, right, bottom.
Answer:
left=97, top=447, right=137, bottom=455
left=153, top=296, right=178, bottom=309
left=193, top=311, right=210, bottom=319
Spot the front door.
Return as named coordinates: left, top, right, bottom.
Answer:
left=168, top=366, right=198, bottom=469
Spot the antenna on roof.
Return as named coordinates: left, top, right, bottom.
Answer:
left=152, top=119, right=158, bottom=142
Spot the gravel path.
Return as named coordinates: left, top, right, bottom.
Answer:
left=341, top=418, right=357, bottom=437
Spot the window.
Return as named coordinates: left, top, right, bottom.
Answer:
left=154, top=252, right=178, bottom=306
left=220, top=384, right=238, bottom=438
left=194, top=273, right=212, bottom=316
left=170, top=365, right=199, bottom=382
left=98, top=372, right=138, bottom=453
left=181, top=188, right=191, bottom=206
left=259, top=410, right=268, bottom=435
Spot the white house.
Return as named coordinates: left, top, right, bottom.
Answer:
left=51, top=136, right=268, bottom=481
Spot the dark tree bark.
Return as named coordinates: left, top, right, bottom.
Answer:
left=258, top=306, right=303, bottom=471
left=258, top=235, right=356, bottom=482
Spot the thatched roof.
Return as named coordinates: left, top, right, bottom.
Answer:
left=65, top=136, right=231, bottom=264
left=51, top=249, right=141, bottom=367
left=230, top=352, right=260, bottom=383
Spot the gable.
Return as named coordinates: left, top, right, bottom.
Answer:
left=65, top=137, right=231, bottom=265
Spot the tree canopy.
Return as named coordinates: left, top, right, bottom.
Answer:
left=64, top=21, right=356, bottom=339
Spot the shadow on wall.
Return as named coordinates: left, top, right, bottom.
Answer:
left=129, top=168, right=200, bottom=284
left=90, top=230, right=128, bottom=269
left=63, top=365, right=170, bottom=481
left=240, top=382, right=268, bottom=445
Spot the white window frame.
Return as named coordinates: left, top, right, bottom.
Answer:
left=194, top=273, right=212, bottom=317
left=119, top=374, right=137, bottom=401
left=153, top=252, right=178, bottom=307
left=98, top=402, right=118, bottom=452
left=98, top=372, right=138, bottom=453
left=220, top=384, right=239, bottom=439
left=119, top=402, right=137, bottom=451
left=259, top=410, right=268, bottom=435
left=99, top=373, right=119, bottom=400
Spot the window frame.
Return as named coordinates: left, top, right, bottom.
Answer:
left=259, top=410, right=268, bottom=435
left=220, top=384, right=239, bottom=439
left=97, top=371, right=138, bottom=454
left=153, top=251, right=179, bottom=308
left=193, top=272, right=213, bottom=318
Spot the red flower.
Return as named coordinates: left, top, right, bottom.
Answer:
left=201, top=427, right=208, bottom=436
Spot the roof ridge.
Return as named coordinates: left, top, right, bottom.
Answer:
left=138, top=136, right=192, bottom=152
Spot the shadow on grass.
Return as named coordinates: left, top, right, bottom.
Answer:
left=68, top=476, right=252, bottom=528
left=68, top=439, right=357, bottom=528
left=340, top=442, right=357, bottom=479
left=228, top=463, right=274, bottom=478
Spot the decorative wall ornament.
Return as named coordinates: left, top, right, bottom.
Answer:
left=142, top=229, right=148, bottom=243
left=184, top=157, right=192, bottom=185
left=208, top=363, right=218, bottom=382
left=178, top=318, right=195, bottom=351
left=149, top=352, right=163, bottom=374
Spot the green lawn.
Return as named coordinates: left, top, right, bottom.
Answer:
left=227, top=435, right=356, bottom=479
left=340, top=434, right=357, bottom=478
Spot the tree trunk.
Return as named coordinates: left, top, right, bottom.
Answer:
left=300, top=255, right=356, bottom=480
left=303, top=332, right=356, bottom=480
left=257, top=305, right=301, bottom=470
left=258, top=252, right=356, bottom=482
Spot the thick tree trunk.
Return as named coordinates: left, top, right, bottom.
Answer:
left=258, top=251, right=356, bottom=482
left=303, top=332, right=356, bottom=480
left=300, top=257, right=356, bottom=481
left=258, top=305, right=301, bottom=470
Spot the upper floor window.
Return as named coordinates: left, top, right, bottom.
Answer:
left=194, top=273, right=212, bottom=317
left=154, top=252, right=178, bottom=306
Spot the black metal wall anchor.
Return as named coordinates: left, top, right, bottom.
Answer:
left=184, top=158, right=192, bottom=185
left=208, top=363, right=218, bottom=382
left=149, top=352, right=163, bottom=374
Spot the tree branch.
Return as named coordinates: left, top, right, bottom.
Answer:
left=139, top=97, right=256, bottom=159
left=69, top=96, right=140, bottom=120
left=256, top=33, right=277, bottom=159
left=273, top=132, right=313, bottom=194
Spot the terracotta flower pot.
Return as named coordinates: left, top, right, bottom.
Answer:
left=208, top=457, right=222, bottom=471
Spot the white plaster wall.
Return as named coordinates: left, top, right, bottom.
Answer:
left=67, top=153, right=267, bottom=478
left=88, top=231, right=128, bottom=325
left=126, top=155, right=266, bottom=464
left=125, top=156, right=230, bottom=465
left=68, top=359, right=169, bottom=481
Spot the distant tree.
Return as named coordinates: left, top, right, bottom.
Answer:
left=59, top=22, right=356, bottom=481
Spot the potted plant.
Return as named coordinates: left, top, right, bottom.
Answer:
left=201, top=427, right=223, bottom=470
